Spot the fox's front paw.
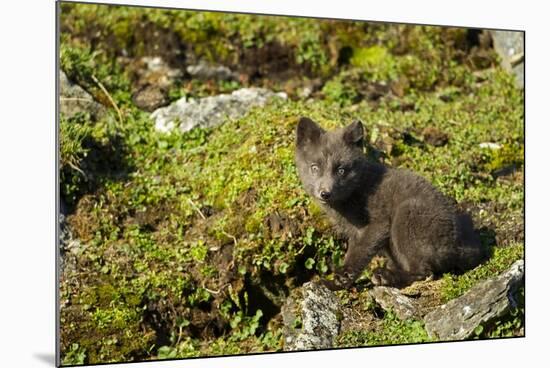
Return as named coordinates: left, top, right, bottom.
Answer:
left=321, top=279, right=342, bottom=291
left=371, top=268, right=395, bottom=286
left=321, top=272, right=353, bottom=291
left=371, top=269, right=389, bottom=286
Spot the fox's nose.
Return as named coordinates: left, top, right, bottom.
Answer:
left=320, top=190, right=331, bottom=200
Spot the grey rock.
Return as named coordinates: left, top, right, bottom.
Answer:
left=58, top=198, right=82, bottom=276
left=59, top=70, right=106, bottom=119
left=369, top=286, right=420, bottom=320
left=490, top=31, right=524, bottom=89
left=132, top=85, right=168, bottom=112
left=282, top=282, right=340, bottom=351
left=424, top=259, right=524, bottom=341
left=143, top=56, right=183, bottom=78
left=479, top=142, right=502, bottom=150
left=152, top=88, right=287, bottom=133
left=186, top=61, right=238, bottom=81
left=130, top=56, right=183, bottom=111
left=59, top=212, right=80, bottom=275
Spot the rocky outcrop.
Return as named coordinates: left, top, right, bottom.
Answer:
left=59, top=70, right=106, bottom=119
left=369, top=286, right=420, bottom=320
left=152, top=88, right=286, bottom=133
left=424, top=260, right=524, bottom=341
left=282, top=282, right=340, bottom=351
left=490, top=31, right=524, bottom=89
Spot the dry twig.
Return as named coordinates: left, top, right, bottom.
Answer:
left=91, top=74, right=123, bottom=124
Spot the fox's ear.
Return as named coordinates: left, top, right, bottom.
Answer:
left=297, top=117, right=324, bottom=148
left=343, top=120, right=364, bottom=147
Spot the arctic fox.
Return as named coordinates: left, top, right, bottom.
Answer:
left=295, top=117, right=486, bottom=290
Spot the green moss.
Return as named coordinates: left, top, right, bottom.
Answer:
left=351, top=46, right=398, bottom=82
left=61, top=83, right=523, bottom=361
left=337, top=311, right=431, bottom=347
left=484, top=143, right=524, bottom=173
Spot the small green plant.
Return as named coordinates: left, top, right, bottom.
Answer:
left=157, top=337, right=201, bottom=359
left=229, top=309, right=264, bottom=341
left=322, top=76, right=359, bottom=106
left=62, top=343, right=87, bottom=365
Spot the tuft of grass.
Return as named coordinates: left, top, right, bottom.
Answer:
left=60, top=42, right=132, bottom=107
left=337, top=311, right=431, bottom=347
left=60, top=114, right=92, bottom=205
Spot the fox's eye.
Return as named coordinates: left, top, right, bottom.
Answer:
left=337, top=167, right=346, bottom=176
left=310, top=164, right=319, bottom=175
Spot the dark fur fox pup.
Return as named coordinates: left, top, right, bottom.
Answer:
left=295, top=117, right=486, bottom=290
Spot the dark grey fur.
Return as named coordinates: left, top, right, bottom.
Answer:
left=295, top=117, right=486, bottom=290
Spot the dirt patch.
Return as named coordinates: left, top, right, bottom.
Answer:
left=338, top=289, right=380, bottom=335
left=264, top=211, right=299, bottom=241
left=401, top=279, right=446, bottom=316
left=422, top=126, right=449, bottom=147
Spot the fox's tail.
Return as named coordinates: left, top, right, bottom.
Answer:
left=455, top=213, right=490, bottom=272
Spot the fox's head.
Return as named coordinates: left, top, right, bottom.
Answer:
left=295, top=117, right=367, bottom=205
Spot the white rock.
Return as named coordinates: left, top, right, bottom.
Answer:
left=479, top=142, right=502, bottom=150
left=151, top=88, right=287, bottom=133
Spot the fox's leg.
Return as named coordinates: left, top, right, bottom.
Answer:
left=323, top=223, right=389, bottom=291
left=371, top=248, right=402, bottom=286
left=371, top=266, right=431, bottom=287
left=369, top=247, right=429, bottom=287
left=381, top=198, right=443, bottom=287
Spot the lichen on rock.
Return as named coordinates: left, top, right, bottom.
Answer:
left=282, top=282, right=340, bottom=351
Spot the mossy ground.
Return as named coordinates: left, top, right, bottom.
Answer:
left=59, top=3, right=524, bottom=365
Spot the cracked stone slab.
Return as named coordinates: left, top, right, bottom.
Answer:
left=151, top=88, right=286, bottom=133
left=282, top=282, right=340, bottom=351
left=369, top=286, right=420, bottom=320
left=424, top=259, right=524, bottom=341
